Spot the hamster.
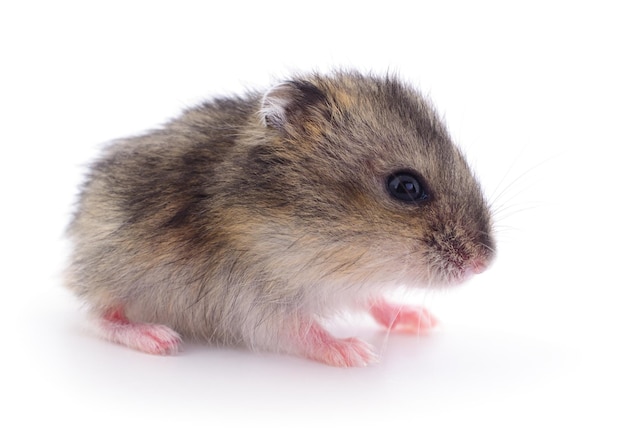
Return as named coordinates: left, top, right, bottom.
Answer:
left=65, top=70, right=495, bottom=367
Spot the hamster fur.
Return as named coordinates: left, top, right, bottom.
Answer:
left=65, top=70, right=495, bottom=367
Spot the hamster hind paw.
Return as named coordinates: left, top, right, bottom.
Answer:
left=298, top=321, right=378, bottom=367
left=94, top=308, right=182, bottom=355
left=370, top=299, right=438, bottom=334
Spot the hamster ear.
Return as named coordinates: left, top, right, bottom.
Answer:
left=260, top=80, right=329, bottom=130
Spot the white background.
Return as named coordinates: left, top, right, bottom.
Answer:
left=2, top=1, right=624, bottom=437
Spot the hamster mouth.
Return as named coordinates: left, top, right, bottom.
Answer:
left=417, top=234, right=494, bottom=287
left=424, top=256, right=489, bottom=287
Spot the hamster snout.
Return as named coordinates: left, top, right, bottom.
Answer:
left=420, top=217, right=495, bottom=285
left=65, top=70, right=495, bottom=367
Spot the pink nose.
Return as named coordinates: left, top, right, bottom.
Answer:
left=470, top=258, right=488, bottom=275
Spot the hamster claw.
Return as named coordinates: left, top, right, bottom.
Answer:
left=93, top=308, right=182, bottom=355
left=370, top=299, right=438, bottom=334
left=298, top=321, right=378, bottom=367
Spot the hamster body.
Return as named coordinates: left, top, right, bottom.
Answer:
left=66, top=70, right=495, bottom=366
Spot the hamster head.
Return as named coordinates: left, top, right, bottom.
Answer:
left=243, top=71, right=494, bottom=290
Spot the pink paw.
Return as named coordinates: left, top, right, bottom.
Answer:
left=370, top=299, right=438, bottom=334
left=298, top=322, right=377, bottom=367
left=95, top=308, right=181, bottom=355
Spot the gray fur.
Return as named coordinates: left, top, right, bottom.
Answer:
left=66, top=70, right=495, bottom=353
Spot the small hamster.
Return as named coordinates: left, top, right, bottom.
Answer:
left=65, top=70, right=495, bottom=367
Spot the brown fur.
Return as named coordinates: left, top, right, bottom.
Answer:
left=66, top=70, right=494, bottom=353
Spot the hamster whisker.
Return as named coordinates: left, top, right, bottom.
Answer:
left=492, top=158, right=558, bottom=206
left=491, top=202, right=542, bottom=223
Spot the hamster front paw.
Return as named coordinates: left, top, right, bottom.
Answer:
left=369, top=299, right=438, bottom=334
left=297, top=321, right=378, bottom=367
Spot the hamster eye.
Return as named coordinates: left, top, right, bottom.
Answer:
left=386, top=171, right=429, bottom=204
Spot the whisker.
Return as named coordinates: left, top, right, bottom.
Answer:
left=477, top=241, right=497, bottom=254
left=489, top=144, right=530, bottom=205
left=488, top=152, right=561, bottom=209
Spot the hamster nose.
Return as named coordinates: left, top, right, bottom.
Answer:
left=470, top=258, right=487, bottom=274
left=467, top=253, right=494, bottom=276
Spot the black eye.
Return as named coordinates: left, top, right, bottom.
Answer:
left=386, top=171, right=429, bottom=203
